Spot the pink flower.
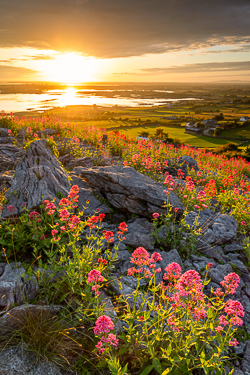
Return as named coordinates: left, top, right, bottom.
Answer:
left=130, top=247, right=150, bottom=267
left=163, top=262, right=182, bottom=283
left=87, top=269, right=103, bottom=284
left=229, top=339, right=239, bottom=347
left=118, top=222, right=128, bottom=231
left=7, top=205, right=16, bottom=213
left=51, top=229, right=58, bottom=236
left=152, top=213, right=159, bottom=219
left=242, top=221, right=246, bottom=226
left=150, top=252, right=162, bottom=263
left=174, top=208, right=179, bottom=213
left=104, top=231, right=114, bottom=242
left=215, top=326, right=223, bottom=333
left=220, top=273, right=240, bottom=295
left=94, top=315, right=115, bottom=336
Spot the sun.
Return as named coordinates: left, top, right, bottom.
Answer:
left=40, top=52, right=100, bottom=84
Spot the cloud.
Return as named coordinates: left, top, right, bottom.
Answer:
left=0, top=0, right=250, bottom=58
left=116, top=61, right=250, bottom=76
left=0, top=65, right=38, bottom=80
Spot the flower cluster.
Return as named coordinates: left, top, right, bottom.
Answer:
left=87, top=269, right=104, bottom=296
left=94, top=315, right=118, bottom=354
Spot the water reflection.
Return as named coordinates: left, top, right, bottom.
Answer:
left=0, top=87, right=199, bottom=113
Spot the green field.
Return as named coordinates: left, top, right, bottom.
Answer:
left=219, top=122, right=250, bottom=139
left=108, top=124, right=240, bottom=147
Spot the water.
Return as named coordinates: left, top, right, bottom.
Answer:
left=0, top=87, right=199, bottom=113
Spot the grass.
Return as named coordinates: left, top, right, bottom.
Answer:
left=219, top=122, right=250, bottom=139
left=113, top=125, right=240, bottom=147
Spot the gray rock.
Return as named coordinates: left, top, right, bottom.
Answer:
left=229, top=260, right=250, bottom=283
left=123, top=218, right=155, bottom=251
left=185, top=209, right=238, bottom=245
left=224, top=244, right=244, bottom=253
left=67, top=156, right=95, bottom=170
left=232, top=369, right=244, bottom=375
left=2, top=139, right=71, bottom=218
left=0, top=127, right=11, bottom=136
left=242, top=341, right=250, bottom=373
left=0, top=345, right=68, bottom=375
left=0, top=304, right=63, bottom=328
left=0, top=136, right=14, bottom=144
left=197, top=244, right=227, bottom=263
left=208, top=264, right=233, bottom=286
left=178, top=155, right=198, bottom=171
left=0, top=144, right=24, bottom=173
left=160, top=249, right=183, bottom=271
left=100, top=291, right=117, bottom=319
left=74, top=165, right=184, bottom=218
left=37, top=128, right=57, bottom=137
left=0, top=263, right=38, bottom=307
left=69, top=172, right=110, bottom=216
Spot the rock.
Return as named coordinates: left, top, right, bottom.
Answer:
left=232, top=369, right=244, bottom=375
left=197, top=244, right=227, bottom=263
left=242, top=341, right=250, bottom=373
left=0, top=304, right=63, bottom=328
left=67, top=156, right=95, bottom=170
left=110, top=277, right=147, bottom=310
left=0, top=136, right=14, bottom=144
left=2, top=139, right=71, bottom=218
left=224, top=243, right=244, bottom=253
left=208, top=264, right=233, bottom=286
left=178, top=155, right=198, bottom=172
left=0, top=127, right=11, bottom=136
left=100, top=291, right=117, bottom=319
left=185, top=209, right=238, bottom=245
left=229, top=260, right=250, bottom=283
left=69, top=172, right=110, bottom=216
left=37, top=128, right=57, bottom=137
left=160, top=249, right=183, bottom=271
left=74, top=165, right=184, bottom=218
left=0, top=345, right=69, bottom=375
left=0, top=263, right=38, bottom=307
left=123, top=218, right=155, bottom=251
left=0, top=144, right=24, bottom=173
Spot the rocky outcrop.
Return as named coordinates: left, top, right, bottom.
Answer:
left=0, top=263, right=38, bottom=307
left=74, top=165, right=184, bottom=218
left=0, top=346, right=69, bottom=375
left=69, top=172, right=110, bottom=216
left=0, top=144, right=24, bottom=172
left=185, top=209, right=238, bottom=245
left=1, top=139, right=71, bottom=218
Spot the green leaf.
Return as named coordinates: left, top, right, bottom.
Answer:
left=153, top=358, right=162, bottom=374
left=140, top=365, right=154, bottom=375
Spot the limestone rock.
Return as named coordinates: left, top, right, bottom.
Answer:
left=123, top=218, right=155, bottom=251
left=0, top=263, right=38, bottom=307
left=185, top=209, right=238, bottom=245
left=0, top=144, right=24, bottom=173
left=0, top=346, right=69, bottom=375
left=74, top=165, right=184, bottom=218
left=2, top=139, right=71, bottom=218
left=69, top=172, right=110, bottom=216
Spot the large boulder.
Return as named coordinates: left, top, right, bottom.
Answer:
left=69, top=172, right=110, bottom=216
left=0, top=263, right=38, bottom=307
left=0, top=346, right=69, bottom=375
left=1, top=139, right=71, bottom=218
left=0, top=144, right=24, bottom=172
left=74, top=165, right=184, bottom=218
left=185, top=209, right=238, bottom=245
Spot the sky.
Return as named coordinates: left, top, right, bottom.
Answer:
left=0, top=0, right=250, bottom=83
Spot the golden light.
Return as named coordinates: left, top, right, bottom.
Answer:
left=38, top=52, right=101, bottom=84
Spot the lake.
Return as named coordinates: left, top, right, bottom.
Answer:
left=0, top=87, right=199, bottom=112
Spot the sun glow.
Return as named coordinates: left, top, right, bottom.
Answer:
left=38, top=52, right=101, bottom=84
